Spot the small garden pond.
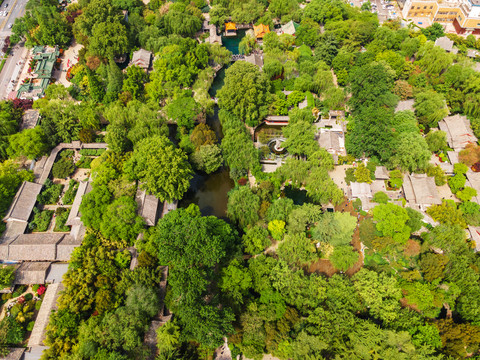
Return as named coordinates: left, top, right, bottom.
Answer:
left=221, top=29, right=247, bottom=55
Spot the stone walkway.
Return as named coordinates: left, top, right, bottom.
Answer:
left=52, top=41, right=83, bottom=87
left=0, top=286, right=35, bottom=321
left=28, top=283, right=62, bottom=347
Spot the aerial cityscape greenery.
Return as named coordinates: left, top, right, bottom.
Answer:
left=0, top=0, right=480, bottom=358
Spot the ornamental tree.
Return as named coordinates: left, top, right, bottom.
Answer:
left=372, top=203, right=411, bottom=243
left=217, top=61, right=270, bottom=127
left=124, top=135, right=193, bottom=202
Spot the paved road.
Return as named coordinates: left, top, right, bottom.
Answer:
left=0, top=0, right=29, bottom=99
left=0, top=0, right=29, bottom=34
left=0, top=41, right=26, bottom=99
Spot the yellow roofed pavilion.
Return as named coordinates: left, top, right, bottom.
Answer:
left=253, top=24, right=270, bottom=39
left=225, top=22, right=237, bottom=31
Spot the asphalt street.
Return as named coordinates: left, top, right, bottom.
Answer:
left=0, top=0, right=29, bottom=99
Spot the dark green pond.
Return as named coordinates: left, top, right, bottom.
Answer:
left=209, top=66, right=226, bottom=98
left=180, top=69, right=234, bottom=219
left=179, top=167, right=234, bottom=219
left=221, top=29, right=246, bottom=55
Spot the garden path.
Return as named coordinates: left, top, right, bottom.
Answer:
left=0, top=286, right=35, bottom=321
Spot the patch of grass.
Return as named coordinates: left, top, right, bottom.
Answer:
left=79, top=148, right=105, bottom=156
left=0, top=59, right=6, bottom=73
left=75, top=155, right=93, bottom=169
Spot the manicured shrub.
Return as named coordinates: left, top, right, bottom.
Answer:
left=29, top=208, right=53, bottom=232
left=79, top=148, right=105, bottom=156
left=62, top=179, right=79, bottom=205
left=52, top=158, right=75, bottom=179
left=35, top=300, right=42, bottom=310
left=24, top=293, right=33, bottom=301
left=372, top=191, right=389, bottom=204
left=37, top=179, right=64, bottom=205
left=54, top=207, right=71, bottom=232
left=0, top=266, right=15, bottom=290
left=27, top=321, right=35, bottom=331
left=75, top=155, right=93, bottom=169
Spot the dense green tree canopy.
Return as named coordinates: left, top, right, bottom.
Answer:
left=217, top=61, right=271, bottom=127
left=125, top=135, right=193, bottom=202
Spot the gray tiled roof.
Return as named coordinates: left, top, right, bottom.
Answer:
left=3, top=182, right=43, bottom=222
left=65, top=181, right=92, bottom=226
left=135, top=189, right=160, bottom=227
left=403, top=174, right=441, bottom=206
left=14, top=262, right=51, bottom=285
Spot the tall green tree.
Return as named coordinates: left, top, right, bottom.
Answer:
left=217, top=61, right=271, bottom=127
left=125, top=135, right=193, bottom=202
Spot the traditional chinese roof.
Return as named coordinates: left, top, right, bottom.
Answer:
left=3, top=182, right=43, bottom=223
left=438, top=114, right=477, bottom=151
left=65, top=181, right=92, bottom=226
left=135, top=189, right=160, bottom=227
left=225, top=22, right=237, bottom=31
left=130, top=48, right=153, bottom=70
left=253, top=24, right=270, bottom=39
left=403, top=174, right=441, bottom=206
left=281, top=20, right=299, bottom=35
left=435, top=36, right=458, bottom=54
left=244, top=53, right=263, bottom=68
left=14, top=262, right=51, bottom=285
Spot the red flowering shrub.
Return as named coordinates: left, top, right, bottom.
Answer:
left=17, top=296, right=25, bottom=304
left=37, top=285, right=46, bottom=296
left=238, top=177, right=248, bottom=186
left=12, top=98, right=33, bottom=110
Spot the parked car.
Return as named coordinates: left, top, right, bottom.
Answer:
left=4, top=4, right=8, bottom=8
left=8, top=23, right=12, bottom=28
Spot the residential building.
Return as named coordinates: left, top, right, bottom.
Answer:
left=435, top=36, right=459, bottom=53
left=403, top=173, right=442, bottom=210
left=135, top=189, right=160, bottom=227
left=65, top=181, right=92, bottom=240
left=244, top=53, right=263, bottom=68
left=375, top=166, right=390, bottom=180
left=438, top=114, right=478, bottom=151
left=0, top=348, right=25, bottom=360
left=14, top=262, right=51, bottom=285
left=317, top=129, right=346, bottom=162
left=400, top=0, right=480, bottom=35
left=130, top=48, right=153, bottom=71
left=466, top=171, right=480, bottom=204
left=349, top=182, right=373, bottom=210
left=280, top=20, right=299, bottom=36
left=17, top=46, right=60, bottom=100
left=3, top=182, right=42, bottom=224
left=0, top=233, right=81, bottom=262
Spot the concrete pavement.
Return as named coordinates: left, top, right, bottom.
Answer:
left=0, top=0, right=29, bottom=34
left=0, top=0, right=30, bottom=99
left=0, top=42, right=27, bottom=99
